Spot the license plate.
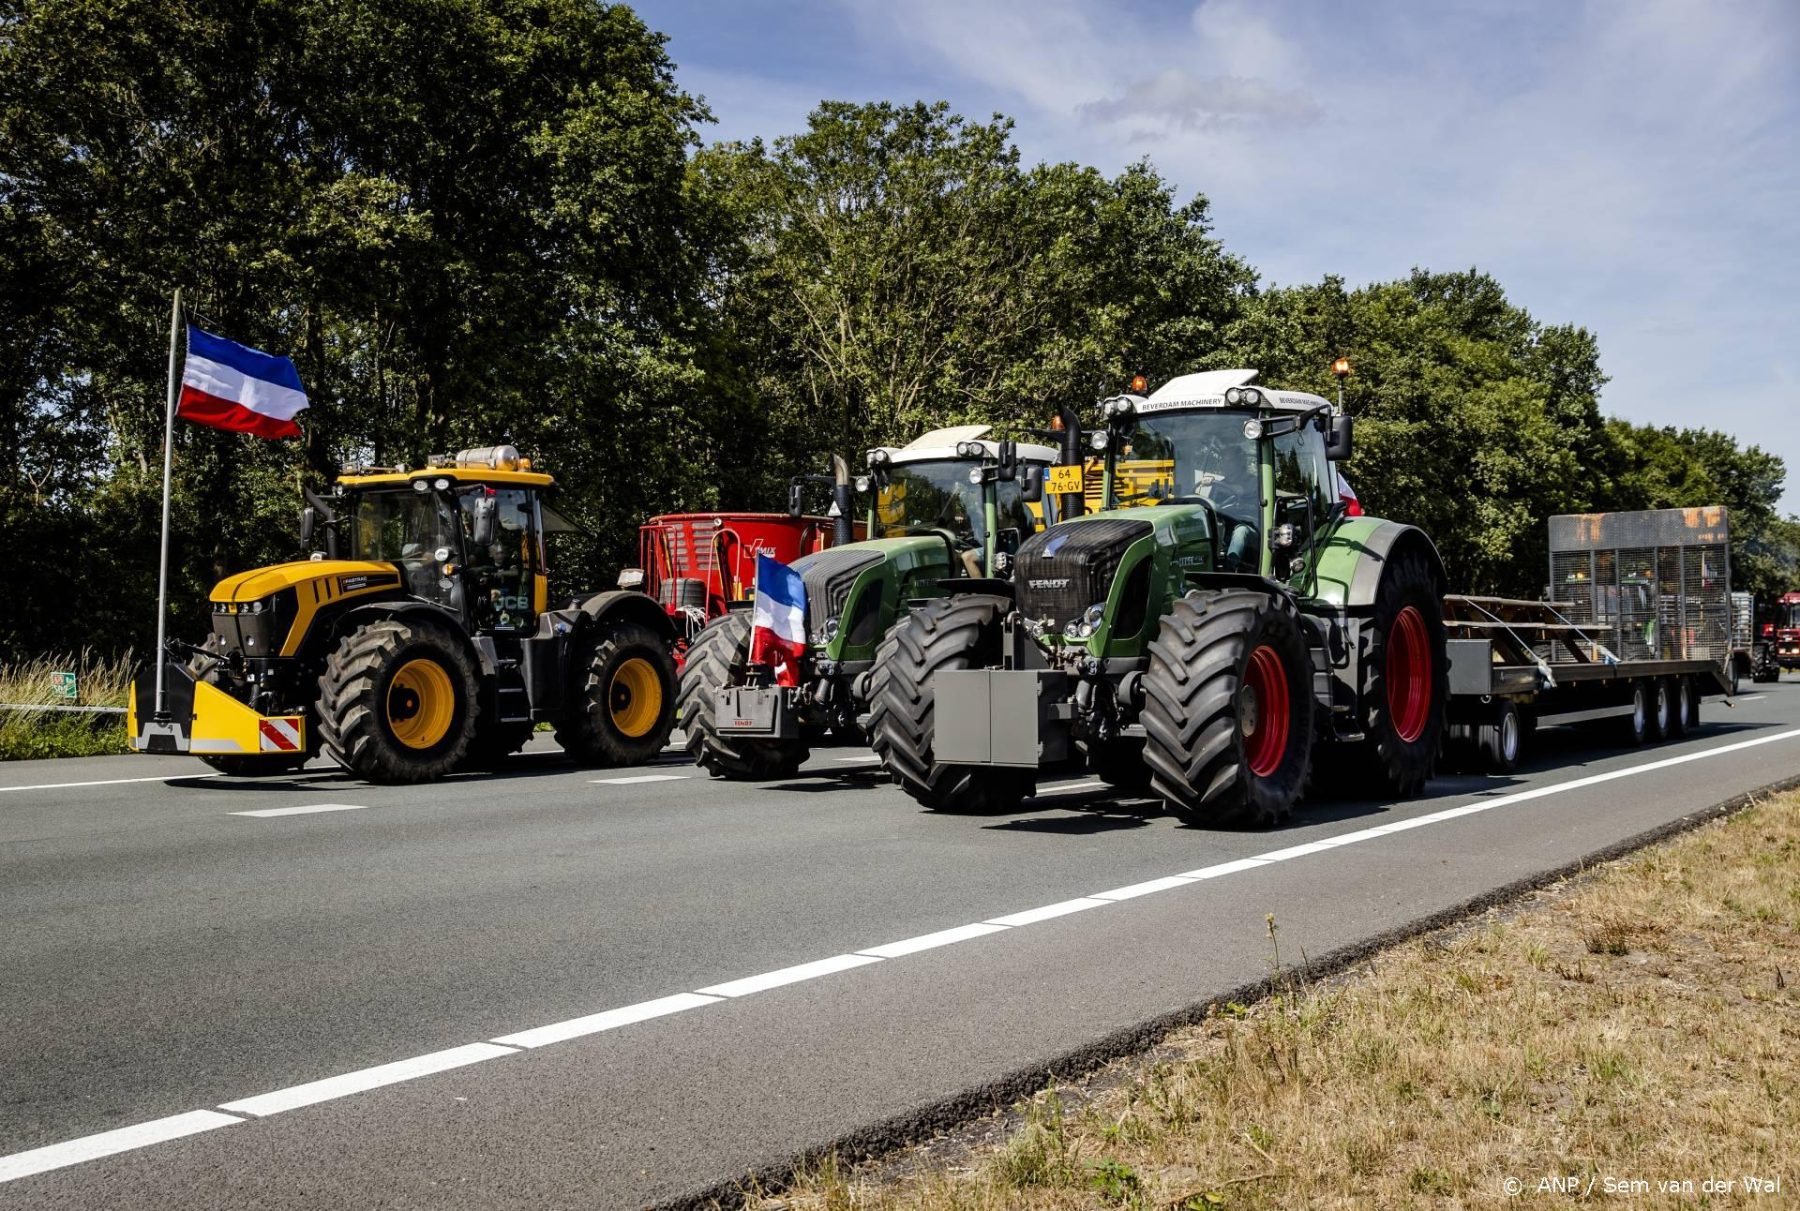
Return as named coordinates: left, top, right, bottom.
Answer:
left=1045, top=465, right=1085, bottom=494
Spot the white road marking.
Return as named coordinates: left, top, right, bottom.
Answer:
left=230, top=803, right=369, bottom=819
left=696, top=953, right=884, bottom=998
left=987, top=897, right=1110, bottom=927
left=1731, top=693, right=1765, bottom=702
left=219, top=1043, right=517, bottom=1118
left=835, top=754, right=883, bottom=764
left=1034, top=779, right=1106, bottom=795
left=589, top=774, right=689, bottom=785
left=7, top=726, right=1799, bottom=1186
left=0, top=1110, right=241, bottom=1184
left=857, top=922, right=1010, bottom=958
left=0, top=773, right=222, bottom=794
left=493, top=993, right=722, bottom=1049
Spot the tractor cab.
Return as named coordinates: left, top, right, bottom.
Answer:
left=1092, top=369, right=1348, bottom=581
left=327, top=447, right=556, bottom=635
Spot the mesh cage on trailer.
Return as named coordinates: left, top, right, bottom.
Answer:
left=1546, top=507, right=1733, bottom=665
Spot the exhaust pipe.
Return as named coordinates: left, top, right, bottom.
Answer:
left=831, top=454, right=854, bottom=545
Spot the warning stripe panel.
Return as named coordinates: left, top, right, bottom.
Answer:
left=258, top=717, right=303, bottom=752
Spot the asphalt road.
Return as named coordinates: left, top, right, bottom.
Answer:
left=2, top=684, right=1798, bottom=1208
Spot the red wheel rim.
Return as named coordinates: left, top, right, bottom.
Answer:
left=1386, top=605, right=1432, bottom=743
left=1242, top=644, right=1291, bottom=778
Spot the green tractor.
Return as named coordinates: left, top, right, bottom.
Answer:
left=678, top=426, right=1065, bottom=780
left=868, top=370, right=1449, bottom=825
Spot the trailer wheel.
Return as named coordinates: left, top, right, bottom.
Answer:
left=1664, top=677, right=1690, bottom=739
left=676, top=612, right=808, bottom=780
left=1142, top=590, right=1313, bottom=828
left=1355, top=548, right=1448, bottom=797
left=1619, top=681, right=1650, bottom=746
left=317, top=616, right=479, bottom=783
left=868, top=594, right=1031, bottom=813
left=555, top=620, right=678, bottom=768
left=1478, top=700, right=1522, bottom=773
left=1648, top=678, right=1674, bottom=742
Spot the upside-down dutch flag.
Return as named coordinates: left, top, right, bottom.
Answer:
left=178, top=326, right=309, bottom=439
left=1337, top=470, right=1363, bottom=517
left=748, top=554, right=808, bottom=688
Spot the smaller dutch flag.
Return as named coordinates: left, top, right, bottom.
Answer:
left=748, top=554, right=808, bottom=688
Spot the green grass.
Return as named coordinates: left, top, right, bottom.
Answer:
left=0, top=650, right=135, bottom=761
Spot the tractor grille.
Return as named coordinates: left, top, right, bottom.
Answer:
left=792, top=547, right=883, bottom=639
left=1015, top=519, right=1152, bottom=629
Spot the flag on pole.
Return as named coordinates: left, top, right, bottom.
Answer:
left=1336, top=470, right=1362, bottom=517
left=748, top=554, right=808, bottom=688
left=178, top=326, right=309, bottom=439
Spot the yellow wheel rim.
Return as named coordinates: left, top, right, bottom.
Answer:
left=608, top=657, right=662, bottom=739
left=387, top=658, right=456, bottom=750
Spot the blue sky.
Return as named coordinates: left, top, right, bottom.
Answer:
left=643, top=0, right=1800, bottom=513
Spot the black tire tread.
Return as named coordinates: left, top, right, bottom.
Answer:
left=317, top=616, right=478, bottom=784
left=675, top=612, right=808, bottom=779
left=1355, top=548, right=1448, bottom=797
left=554, top=620, right=678, bottom=768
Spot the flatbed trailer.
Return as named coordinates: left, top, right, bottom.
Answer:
left=1440, top=507, right=1736, bottom=772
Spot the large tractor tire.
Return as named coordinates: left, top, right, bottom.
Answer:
left=677, top=612, right=809, bottom=780
left=1354, top=547, right=1448, bottom=797
left=555, top=620, right=677, bottom=768
left=200, top=754, right=309, bottom=778
left=868, top=594, right=1031, bottom=813
left=1751, top=644, right=1779, bottom=683
left=1142, top=589, right=1314, bottom=828
left=317, top=616, right=480, bottom=783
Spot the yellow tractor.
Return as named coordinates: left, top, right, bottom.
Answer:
left=129, top=446, right=678, bottom=783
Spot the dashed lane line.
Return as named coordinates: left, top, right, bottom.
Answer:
left=231, top=803, right=370, bottom=819
left=4, top=725, right=1797, bottom=1187
left=589, top=774, right=691, bottom=785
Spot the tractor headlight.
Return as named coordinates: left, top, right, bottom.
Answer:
left=854, top=475, right=871, bottom=494
left=867, top=448, right=891, bottom=468
left=967, top=467, right=984, bottom=485
left=1241, top=387, right=1262, bottom=406
left=1089, top=430, right=1110, bottom=451
left=955, top=441, right=982, bottom=458
left=1102, top=396, right=1136, bottom=420
left=820, top=616, right=840, bottom=643
left=1064, top=603, right=1107, bottom=640
left=993, top=550, right=1011, bottom=574
left=1243, top=418, right=1263, bottom=439
left=411, top=479, right=430, bottom=492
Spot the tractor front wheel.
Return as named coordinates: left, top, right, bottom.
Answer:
left=677, top=612, right=809, bottom=779
left=1142, top=589, right=1314, bottom=828
left=1355, top=548, right=1448, bottom=797
left=555, top=621, right=678, bottom=768
left=868, top=594, right=1031, bottom=813
left=317, top=616, right=479, bottom=783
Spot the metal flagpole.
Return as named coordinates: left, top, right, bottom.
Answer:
left=152, top=288, right=183, bottom=721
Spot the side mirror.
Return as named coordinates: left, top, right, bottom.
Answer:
left=1326, top=414, right=1354, bottom=462
left=998, top=439, right=1018, bottom=478
left=299, top=507, right=316, bottom=545
left=471, top=497, right=497, bottom=548
left=787, top=481, right=804, bottom=519
left=1021, top=464, right=1044, bottom=503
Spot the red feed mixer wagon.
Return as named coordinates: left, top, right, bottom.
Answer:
left=630, top=512, right=865, bottom=659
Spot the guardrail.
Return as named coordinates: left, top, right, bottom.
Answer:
left=0, top=704, right=127, bottom=715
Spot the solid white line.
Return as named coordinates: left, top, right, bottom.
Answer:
left=987, top=897, right=1110, bottom=927
left=1090, top=875, right=1199, bottom=902
left=1731, top=694, right=1765, bottom=702
left=493, top=993, right=721, bottom=1049
left=1035, top=779, right=1106, bottom=795
left=835, top=755, right=883, bottom=764
left=219, top=1043, right=516, bottom=1117
left=857, top=922, right=1010, bottom=958
left=0, top=773, right=222, bottom=794
left=0, top=1110, right=241, bottom=1184
left=589, top=774, right=689, bottom=785
left=1179, top=857, right=1274, bottom=879
left=696, top=953, right=884, bottom=998
left=230, top=803, right=368, bottom=819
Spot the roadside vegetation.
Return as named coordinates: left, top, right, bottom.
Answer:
left=755, top=790, right=1800, bottom=1209
left=0, top=651, right=133, bottom=761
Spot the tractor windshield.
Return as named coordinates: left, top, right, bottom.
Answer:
left=1111, top=411, right=1263, bottom=531
left=876, top=460, right=1036, bottom=548
left=348, top=488, right=463, bottom=569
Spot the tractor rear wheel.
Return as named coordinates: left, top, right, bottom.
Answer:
left=1354, top=548, right=1448, bottom=797
left=677, top=612, right=809, bottom=779
left=317, top=616, right=479, bottom=783
left=1142, top=589, right=1313, bottom=828
left=555, top=621, right=677, bottom=768
left=868, top=594, right=1031, bottom=813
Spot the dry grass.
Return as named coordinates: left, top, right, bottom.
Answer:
left=0, top=649, right=134, bottom=760
left=754, top=791, right=1800, bottom=1210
